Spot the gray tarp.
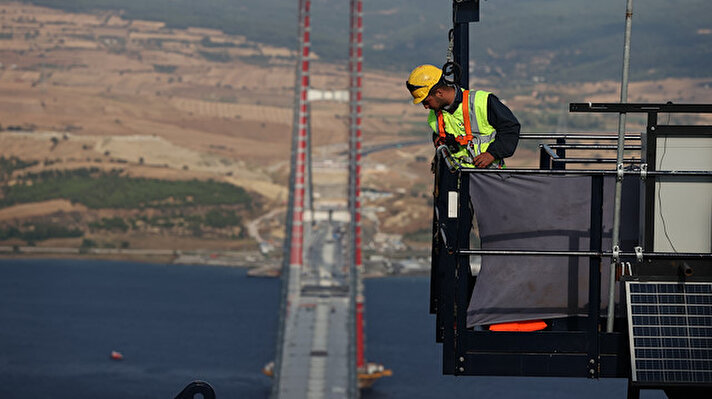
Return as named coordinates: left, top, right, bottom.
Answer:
left=467, top=174, right=638, bottom=327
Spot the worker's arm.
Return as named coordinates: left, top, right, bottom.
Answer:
left=485, top=94, right=520, bottom=159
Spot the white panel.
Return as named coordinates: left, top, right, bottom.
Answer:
left=654, top=137, right=712, bottom=252
left=656, top=136, right=712, bottom=171
left=448, top=191, right=458, bottom=218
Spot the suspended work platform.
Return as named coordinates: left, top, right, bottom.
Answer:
left=430, top=103, right=712, bottom=399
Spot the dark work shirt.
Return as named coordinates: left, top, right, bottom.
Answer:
left=440, top=87, right=520, bottom=159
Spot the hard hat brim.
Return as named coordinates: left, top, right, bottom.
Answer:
left=410, top=87, right=429, bottom=104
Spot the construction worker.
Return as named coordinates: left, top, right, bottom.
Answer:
left=409, top=65, right=547, bottom=332
left=406, top=64, right=520, bottom=168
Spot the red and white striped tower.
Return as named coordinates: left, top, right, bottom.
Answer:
left=289, top=0, right=311, bottom=273
left=349, top=0, right=366, bottom=373
left=273, top=2, right=311, bottom=393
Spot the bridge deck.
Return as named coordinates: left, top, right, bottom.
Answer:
left=276, top=222, right=352, bottom=398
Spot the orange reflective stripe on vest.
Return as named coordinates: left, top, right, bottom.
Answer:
left=436, top=90, right=472, bottom=146
left=488, top=319, right=547, bottom=332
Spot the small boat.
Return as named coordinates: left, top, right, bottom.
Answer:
left=358, top=362, right=392, bottom=389
left=262, top=361, right=274, bottom=377
left=110, top=350, right=124, bottom=360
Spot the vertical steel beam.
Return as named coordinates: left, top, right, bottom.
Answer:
left=588, top=175, right=604, bottom=378
left=455, top=172, right=472, bottom=373
left=643, top=112, right=658, bottom=251
left=438, top=165, right=460, bottom=374
left=452, top=0, right=479, bottom=88
left=446, top=0, right=479, bottom=372
left=452, top=22, right=469, bottom=89
left=554, top=137, right=566, bottom=170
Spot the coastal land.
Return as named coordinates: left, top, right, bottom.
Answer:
left=0, top=2, right=710, bottom=275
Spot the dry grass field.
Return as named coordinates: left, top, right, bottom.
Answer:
left=0, top=2, right=710, bottom=252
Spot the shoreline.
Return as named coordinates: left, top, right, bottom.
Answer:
left=0, top=246, right=278, bottom=268
left=0, top=250, right=431, bottom=279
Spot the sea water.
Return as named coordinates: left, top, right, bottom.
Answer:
left=0, top=259, right=664, bottom=398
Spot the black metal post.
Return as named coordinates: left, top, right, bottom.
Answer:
left=455, top=171, right=472, bottom=374
left=430, top=195, right=439, bottom=315
left=452, top=22, right=468, bottom=88
left=554, top=137, right=566, bottom=170
left=430, top=158, right=446, bottom=340
left=644, top=112, right=658, bottom=251
left=587, top=175, right=604, bottom=378
left=437, top=158, right=461, bottom=373
left=452, top=0, right=479, bottom=88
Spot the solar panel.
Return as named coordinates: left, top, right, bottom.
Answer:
left=626, top=281, right=712, bottom=384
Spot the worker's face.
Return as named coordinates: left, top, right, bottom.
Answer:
left=421, top=89, right=447, bottom=111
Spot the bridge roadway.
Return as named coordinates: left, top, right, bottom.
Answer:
left=276, top=221, right=353, bottom=398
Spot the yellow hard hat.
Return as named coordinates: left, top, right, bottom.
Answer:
left=406, top=64, right=442, bottom=104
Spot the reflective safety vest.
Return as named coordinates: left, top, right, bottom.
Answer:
left=427, top=89, right=500, bottom=168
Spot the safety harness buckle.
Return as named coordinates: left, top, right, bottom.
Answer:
left=436, top=145, right=461, bottom=172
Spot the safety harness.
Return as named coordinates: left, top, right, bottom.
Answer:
left=435, top=90, right=500, bottom=169
left=436, top=90, right=473, bottom=146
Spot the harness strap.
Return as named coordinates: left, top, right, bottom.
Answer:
left=436, top=110, right=445, bottom=137
left=459, top=90, right=472, bottom=145
left=436, top=90, right=472, bottom=146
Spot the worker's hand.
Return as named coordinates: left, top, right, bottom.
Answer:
left=473, top=152, right=495, bottom=168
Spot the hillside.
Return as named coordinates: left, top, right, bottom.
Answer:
left=0, top=2, right=710, bottom=257
left=12, top=0, right=712, bottom=82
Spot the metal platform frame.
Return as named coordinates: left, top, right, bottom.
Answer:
left=429, top=103, right=712, bottom=399
left=429, top=2, right=712, bottom=398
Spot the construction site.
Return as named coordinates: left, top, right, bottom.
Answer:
left=0, top=1, right=711, bottom=399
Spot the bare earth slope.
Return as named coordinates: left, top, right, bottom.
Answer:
left=0, top=3, right=710, bottom=254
